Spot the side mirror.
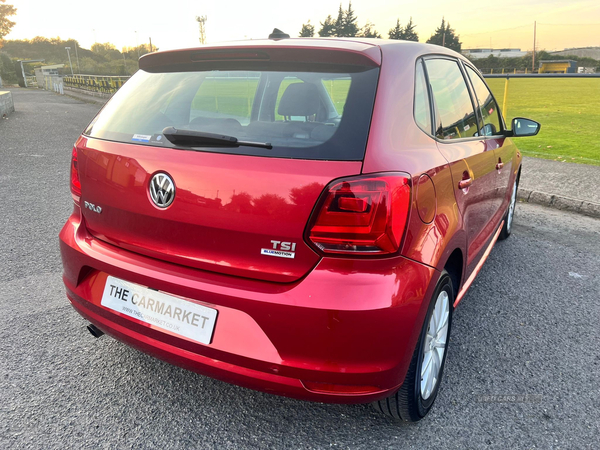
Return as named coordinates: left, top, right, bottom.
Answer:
left=511, top=117, right=541, bottom=137
left=479, top=123, right=496, bottom=137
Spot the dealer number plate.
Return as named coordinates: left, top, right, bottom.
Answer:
left=101, top=276, right=217, bottom=345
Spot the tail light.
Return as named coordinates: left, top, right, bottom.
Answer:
left=306, top=173, right=411, bottom=256
left=70, top=146, right=81, bottom=203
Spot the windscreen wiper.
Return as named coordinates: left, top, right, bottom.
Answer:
left=162, top=127, right=272, bottom=149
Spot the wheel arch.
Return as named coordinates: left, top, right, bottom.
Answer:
left=442, top=248, right=463, bottom=302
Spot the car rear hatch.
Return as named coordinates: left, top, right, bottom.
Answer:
left=77, top=41, right=381, bottom=283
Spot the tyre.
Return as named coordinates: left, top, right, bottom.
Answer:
left=498, top=176, right=518, bottom=240
left=372, top=271, right=453, bottom=421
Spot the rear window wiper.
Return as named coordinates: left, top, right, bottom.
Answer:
left=162, top=127, right=272, bottom=149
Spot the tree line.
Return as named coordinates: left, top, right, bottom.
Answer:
left=299, top=3, right=462, bottom=52
left=0, top=37, right=156, bottom=83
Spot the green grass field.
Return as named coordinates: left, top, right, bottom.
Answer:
left=190, top=77, right=600, bottom=166
left=487, top=78, right=600, bottom=166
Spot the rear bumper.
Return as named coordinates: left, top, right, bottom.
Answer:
left=59, top=209, right=438, bottom=403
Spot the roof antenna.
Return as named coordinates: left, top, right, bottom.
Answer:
left=269, top=28, right=290, bottom=40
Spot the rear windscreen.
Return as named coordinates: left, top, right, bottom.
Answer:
left=84, top=65, right=379, bottom=160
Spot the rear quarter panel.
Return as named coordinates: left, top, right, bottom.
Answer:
left=362, top=44, right=465, bottom=277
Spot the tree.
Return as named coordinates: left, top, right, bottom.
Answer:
left=334, top=4, right=345, bottom=36
left=318, top=15, right=336, bottom=37
left=359, top=22, right=381, bottom=39
left=299, top=20, right=315, bottom=37
left=339, top=1, right=359, bottom=37
left=426, top=18, right=461, bottom=52
left=318, top=3, right=361, bottom=38
left=91, top=42, right=121, bottom=60
left=388, top=19, right=403, bottom=40
left=403, top=17, right=419, bottom=42
left=0, top=0, right=16, bottom=40
left=122, top=44, right=153, bottom=60
left=0, top=51, right=17, bottom=83
left=388, top=17, right=419, bottom=41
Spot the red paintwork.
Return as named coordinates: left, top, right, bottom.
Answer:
left=59, top=38, right=522, bottom=403
left=78, top=137, right=362, bottom=283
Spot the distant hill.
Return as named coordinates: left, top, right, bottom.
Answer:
left=0, top=37, right=152, bottom=76
left=2, top=37, right=104, bottom=65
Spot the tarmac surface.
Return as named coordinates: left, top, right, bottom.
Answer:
left=520, top=157, right=600, bottom=204
left=1, top=88, right=599, bottom=449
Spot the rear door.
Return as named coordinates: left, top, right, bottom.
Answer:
left=424, top=57, right=500, bottom=273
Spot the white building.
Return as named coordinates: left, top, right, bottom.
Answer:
left=462, top=48, right=527, bottom=59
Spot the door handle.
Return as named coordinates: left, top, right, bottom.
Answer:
left=496, top=162, right=504, bottom=170
left=458, top=178, right=473, bottom=190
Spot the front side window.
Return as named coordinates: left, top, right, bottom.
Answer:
left=84, top=65, right=379, bottom=161
left=425, top=59, right=479, bottom=140
left=465, top=65, right=502, bottom=136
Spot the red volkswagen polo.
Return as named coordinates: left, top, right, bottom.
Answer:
left=59, top=37, right=540, bottom=421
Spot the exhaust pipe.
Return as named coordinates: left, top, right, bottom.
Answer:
left=87, top=324, right=104, bottom=338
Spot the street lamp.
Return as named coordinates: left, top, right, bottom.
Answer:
left=65, top=47, right=74, bottom=75
left=74, top=42, right=80, bottom=74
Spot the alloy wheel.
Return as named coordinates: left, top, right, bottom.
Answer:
left=507, top=180, right=517, bottom=232
left=420, top=290, right=450, bottom=400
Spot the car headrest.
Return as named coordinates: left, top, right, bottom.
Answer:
left=277, top=83, right=320, bottom=117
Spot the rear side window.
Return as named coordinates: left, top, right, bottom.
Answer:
left=425, top=59, right=479, bottom=140
left=84, top=66, right=379, bottom=161
left=465, top=65, right=502, bottom=136
left=414, top=60, right=432, bottom=133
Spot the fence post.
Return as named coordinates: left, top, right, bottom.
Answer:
left=502, top=77, right=510, bottom=120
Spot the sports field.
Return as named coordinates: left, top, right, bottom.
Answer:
left=190, top=77, right=600, bottom=166
left=191, top=78, right=351, bottom=122
left=487, top=78, right=600, bottom=166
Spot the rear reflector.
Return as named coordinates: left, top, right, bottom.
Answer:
left=302, top=380, right=383, bottom=395
left=307, top=173, right=411, bottom=255
left=70, top=146, right=81, bottom=202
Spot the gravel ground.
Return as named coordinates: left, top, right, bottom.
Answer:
left=1, top=88, right=599, bottom=449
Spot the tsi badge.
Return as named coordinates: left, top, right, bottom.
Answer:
left=261, top=240, right=297, bottom=259
left=84, top=201, right=102, bottom=214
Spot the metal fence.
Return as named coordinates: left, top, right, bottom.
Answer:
left=63, top=74, right=130, bottom=94
left=40, top=75, right=64, bottom=94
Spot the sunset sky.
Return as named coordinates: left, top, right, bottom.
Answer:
left=5, top=0, right=600, bottom=52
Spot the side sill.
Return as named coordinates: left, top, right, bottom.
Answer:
left=453, top=220, right=504, bottom=309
